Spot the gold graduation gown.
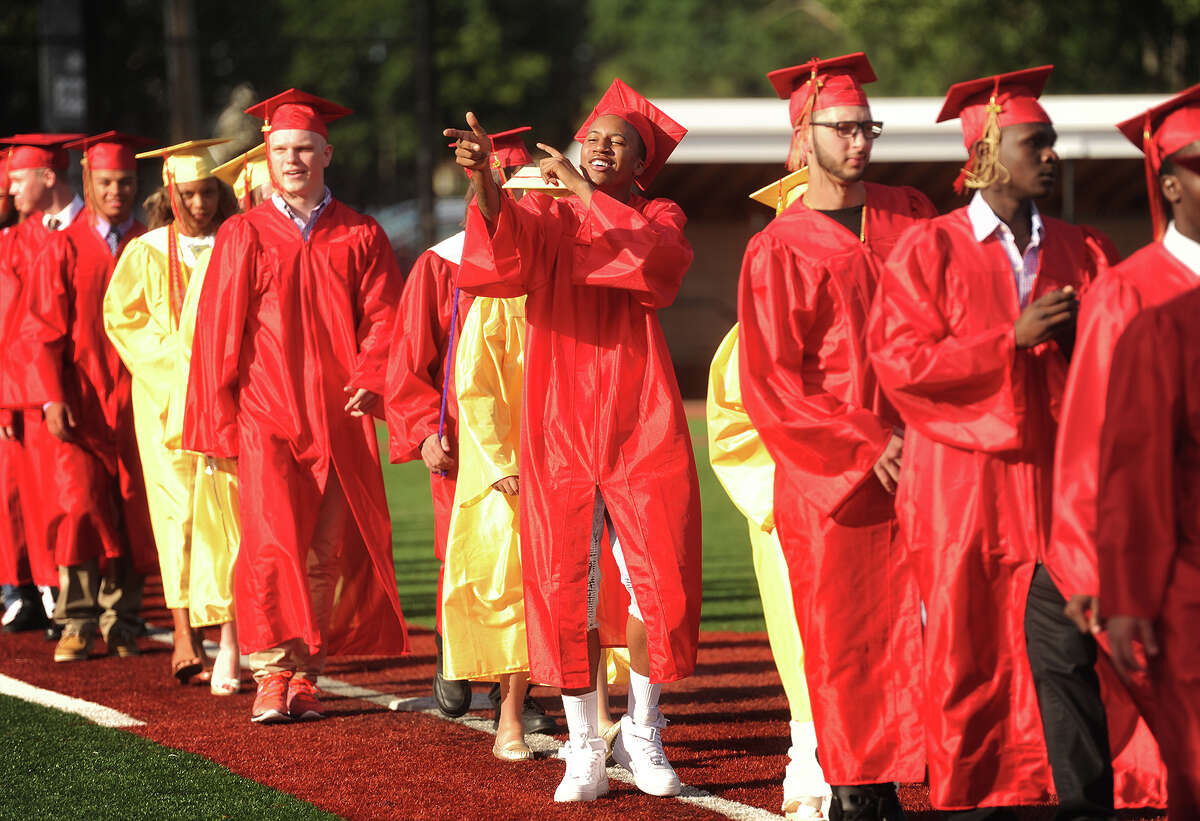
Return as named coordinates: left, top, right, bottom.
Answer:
left=440, top=295, right=528, bottom=681
left=706, top=324, right=811, bottom=722
left=103, top=226, right=239, bottom=626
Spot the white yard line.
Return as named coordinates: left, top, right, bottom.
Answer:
left=0, top=673, right=145, bottom=728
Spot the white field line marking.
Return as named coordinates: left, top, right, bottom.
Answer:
left=149, top=631, right=783, bottom=820
left=0, top=673, right=146, bottom=728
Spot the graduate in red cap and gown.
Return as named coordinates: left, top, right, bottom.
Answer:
left=383, top=127, right=541, bottom=719
left=1099, top=270, right=1200, bottom=818
left=18, top=132, right=156, bottom=662
left=868, top=67, right=1125, bottom=817
left=736, top=53, right=932, bottom=820
left=183, top=89, right=408, bottom=724
left=0, top=134, right=87, bottom=637
left=446, top=78, right=699, bottom=803
left=1045, top=86, right=1200, bottom=812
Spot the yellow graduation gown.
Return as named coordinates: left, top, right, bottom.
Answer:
left=440, top=295, right=528, bottom=680
left=103, top=225, right=239, bottom=626
left=706, top=324, right=812, bottom=722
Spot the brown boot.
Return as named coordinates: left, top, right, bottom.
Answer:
left=53, top=632, right=94, bottom=662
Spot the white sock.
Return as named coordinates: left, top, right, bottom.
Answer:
left=626, top=667, right=661, bottom=725
left=785, top=720, right=829, bottom=798
left=39, top=585, right=55, bottom=619
left=562, top=690, right=600, bottom=744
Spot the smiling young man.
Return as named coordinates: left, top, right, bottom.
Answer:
left=18, top=132, right=158, bottom=663
left=868, top=68, right=1122, bottom=818
left=445, top=78, right=700, bottom=803
left=183, top=90, right=408, bottom=724
left=733, top=53, right=933, bottom=821
left=0, top=134, right=85, bottom=638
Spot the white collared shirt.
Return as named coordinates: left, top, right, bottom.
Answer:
left=42, top=194, right=84, bottom=231
left=93, top=212, right=136, bottom=248
left=1162, top=221, right=1200, bottom=278
left=177, top=232, right=215, bottom=268
left=272, top=187, right=332, bottom=241
left=968, top=191, right=1044, bottom=308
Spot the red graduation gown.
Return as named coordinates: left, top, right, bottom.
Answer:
left=183, top=199, right=408, bottom=659
left=1047, top=242, right=1195, bottom=807
left=737, top=183, right=933, bottom=785
left=1099, top=286, right=1200, bottom=817
left=384, top=237, right=473, bottom=560
left=18, top=211, right=156, bottom=572
left=458, top=190, right=701, bottom=689
left=868, top=207, right=1115, bottom=810
left=0, top=216, right=81, bottom=586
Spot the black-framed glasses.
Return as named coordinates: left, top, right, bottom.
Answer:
left=811, top=120, right=884, bottom=140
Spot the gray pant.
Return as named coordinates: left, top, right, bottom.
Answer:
left=55, top=557, right=144, bottom=640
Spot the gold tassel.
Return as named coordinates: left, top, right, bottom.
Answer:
left=787, top=68, right=823, bottom=172
left=957, top=94, right=1010, bottom=194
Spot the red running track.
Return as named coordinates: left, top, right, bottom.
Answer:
left=0, top=579, right=1167, bottom=820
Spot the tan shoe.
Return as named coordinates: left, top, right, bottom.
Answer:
left=492, top=736, right=533, bottom=762
left=53, top=632, right=93, bottom=662
left=105, top=629, right=141, bottom=658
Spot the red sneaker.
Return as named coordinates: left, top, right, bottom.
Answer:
left=251, top=671, right=292, bottom=724
left=287, top=676, right=325, bottom=720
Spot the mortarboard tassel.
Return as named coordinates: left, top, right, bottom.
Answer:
left=1143, top=113, right=1167, bottom=241
left=956, top=90, right=1010, bottom=195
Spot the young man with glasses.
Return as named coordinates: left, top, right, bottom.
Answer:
left=736, top=53, right=934, bottom=821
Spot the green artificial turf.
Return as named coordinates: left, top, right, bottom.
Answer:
left=0, top=695, right=340, bottom=820
left=380, top=418, right=765, bottom=634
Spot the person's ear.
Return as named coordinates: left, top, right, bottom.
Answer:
left=1161, top=172, right=1181, bottom=206
left=43, top=168, right=58, bottom=188
left=634, top=157, right=646, bottom=177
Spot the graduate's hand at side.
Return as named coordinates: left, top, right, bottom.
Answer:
left=492, top=475, right=519, bottom=496
left=872, top=433, right=903, bottom=494
left=1014, top=287, right=1078, bottom=349
left=536, top=143, right=593, bottom=202
left=0, top=422, right=14, bottom=441
left=1064, top=593, right=1102, bottom=635
left=421, top=433, right=455, bottom=474
left=443, top=112, right=493, bottom=173
left=1107, top=615, right=1159, bottom=684
left=343, top=386, right=379, bottom=418
left=44, top=401, right=76, bottom=442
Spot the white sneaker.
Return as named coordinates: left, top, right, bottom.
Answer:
left=611, top=712, right=681, bottom=797
left=553, top=737, right=609, bottom=802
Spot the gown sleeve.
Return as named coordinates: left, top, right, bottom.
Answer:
left=457, top=193, right=556, bottom=298
left=453, top=296, right=524, bottom=508
left=348, top=220, right=402, bottom=404
left=1097, top=306, right=1183, bottom=622
left=182, top=216, right=254, bottom=459
left=738, top=231, right=893, bottom=518
left=19, top=234, right=74, bottom=404
left=868, top=223, right=1023, bottom=452
left=570, top=193, right=694, bottom=309
left=103, top=238, right=176, bottom=416
left=384, top=251, right=453, bottom=463
left=705, top=324, right=775, bottom=533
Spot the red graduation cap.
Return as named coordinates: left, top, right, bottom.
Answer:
left=1116, top=81, right=1200, bottom=239
left=768, top=53, right=876, bottom=126
left=65, top=131, right=154, bottom=171
left=446, top=125, right=532, bottom=182
left=490, top=126, right=533, bottom=170
left=937, top=65, right=1053, bottom=194
left=0, top=133, right=86, bottom=172
left=937, top=65, right=1054, bottom=148
left=0, top=149, right=10, bottom=188
left=574, top=78, right=686, bottom=188
left=766, top=52, right=876, bottom=171
left=245, top=89, right=352, bottom=139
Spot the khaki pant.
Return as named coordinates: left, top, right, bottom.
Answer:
left=55, top=557, right=144, bottom=640
left=249, top=473, right=348, bottom=683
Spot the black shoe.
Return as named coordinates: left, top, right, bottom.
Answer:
left=432, top=633, right=472, bottom=717
left=44, top=623, right=63, bottom=642
left=3, top=604, right=50, bottom=633
left=829, top=783, right=906, bottom=821
left=487, top=684, right=558, bottom=734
